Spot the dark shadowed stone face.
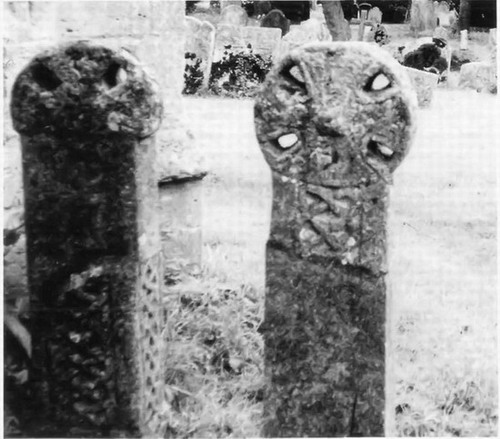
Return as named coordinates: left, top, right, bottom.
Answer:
left=11, top=42, right=163, bottom=138
left=254, top=42, right=417, bottom=188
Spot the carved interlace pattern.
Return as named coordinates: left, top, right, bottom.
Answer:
left=136, top=253, right=167, bottom=436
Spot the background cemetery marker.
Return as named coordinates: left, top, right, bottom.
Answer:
left=11, top=42, right=166, bottom=436
left=254, top=42, right=417, bottom=437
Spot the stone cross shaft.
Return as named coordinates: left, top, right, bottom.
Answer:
left=11, top=42, right=165, bottom=437
left=254, top=42, right=416, bottom=437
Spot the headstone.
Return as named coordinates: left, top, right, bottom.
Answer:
left=220, top=0, right=241, bottom=9
left=184, top=16, right=216, bottom=92
left=489, top=28, right=497, bottom=68
left=261, top=9, right=290, bottom=36
left=358, top=8, right=368, bottom=41
left=279, top=19, right=332, bottom=59
left=367, top=6, right=383, bottom=24
left=10, top=42, right=166, bottom=436
left=435, top=1, right=451, bottom=27
left=254, top=42, right=417, bottom=437
left=410, top=0, right=437, bottom=35
left=213, top=24, right=281, bottom=62
left=220, top=4, right=249, bottom=26
left=460, top=29, right=468, bottom=50
left=404, top=67, right=439, bottom=107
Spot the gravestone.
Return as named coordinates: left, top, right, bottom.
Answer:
left=410, top=0, right=437, bottom=35
left=404, top=67, right=439, bottom=107
left=10, top=42, right=166, bottom=436
left=184, top=16, right=216, bottom=92
left=220, top=0, right=241, bottom=9
left=220, top=4, right=249, bottom=26
left=279, top=19, right=332, bottom=60
left=367, top=6, right=383, bottom=24
left=261, top=9, right=290, bottom=36
left=254, top=42, right=417, bottom=437
left=322, top=0, right=351, bottom=41
left=489, top=28, right=497, bottom=85
left=435, top=1, right=452, bottom=27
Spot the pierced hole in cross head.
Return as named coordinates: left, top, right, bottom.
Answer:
left=367, top=139, right=394, bottom=161
left=332, top=150, right=340, bottom=164
left=283, top=63, right=306, bottom=90
left=277, top=133, right=298, bottom=149
left=103, top=62, right=127, bottom=88
left=31, top=63, right=62, bottom=91
left=365, top=71, right=391, bottom=92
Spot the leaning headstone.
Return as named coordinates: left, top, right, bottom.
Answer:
left=10, top=42, right=165, bottom=436
left=254, top=42, right=417, bottom=437
left=220, top=4, right=249, bottom=26
left=261, top=9, right=290, bottom=36
left=184, top=16, right=216, bottom=93
left=405, top=67, right=439, bottom=107
left=367, top=6, right=383, bottom=24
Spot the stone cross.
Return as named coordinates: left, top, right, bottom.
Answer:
left=254, top=42, right=417, bottom=437
left=11, top=42, right=166, bottom=437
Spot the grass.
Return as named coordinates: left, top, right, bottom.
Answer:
left=161, top=260, right=265, bottom=438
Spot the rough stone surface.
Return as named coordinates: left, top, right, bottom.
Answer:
left=261, top=9, right=290, bottom=37
left=405, top=66, right=439, bottom=107
left=185, top=16, right=216, bottom=91
left=254, top=42, right=416, bottom=437
left=219, top=4, right=249, bottom=26
left=11, top=42, right=166, bottom=437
